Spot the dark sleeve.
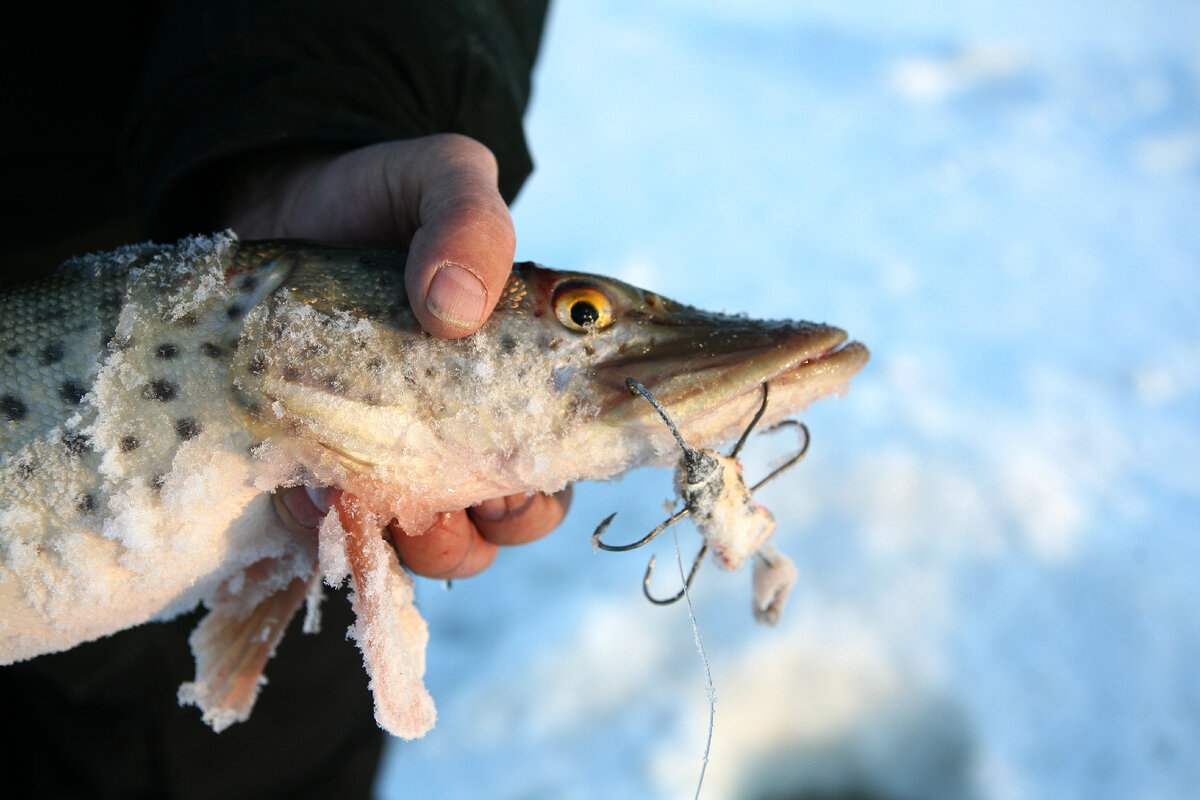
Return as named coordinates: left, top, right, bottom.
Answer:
left=123, top=0, right=549, bottom=238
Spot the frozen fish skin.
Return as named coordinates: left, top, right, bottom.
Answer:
left=0, top=232, right=867, bottom=736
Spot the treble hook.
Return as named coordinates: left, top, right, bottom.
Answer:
left=591, top=378, right=811, bottom=604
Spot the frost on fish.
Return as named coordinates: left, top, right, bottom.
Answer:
left=1, top=232, right=868, bottom=738
left=0, top=234, right=309, bottom=663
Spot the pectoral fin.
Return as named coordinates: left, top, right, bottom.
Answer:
left=178, top=561, right=317, bottom=732
left=332, top=490, right=437, bottom=740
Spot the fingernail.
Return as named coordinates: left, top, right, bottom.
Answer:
left=304, top=485, right=331, bottom=514
left=274, top=486, right=325, bottom=532
left=426, top=263, right=487, bottom=330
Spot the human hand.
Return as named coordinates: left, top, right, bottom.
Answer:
left=224, top=134, right=570, bottom=578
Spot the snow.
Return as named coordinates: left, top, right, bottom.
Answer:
left=377, top=2, right=1199, bottom=799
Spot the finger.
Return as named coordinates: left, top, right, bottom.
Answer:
left=401, top=134, right=516, bottom=338
left=275, top=485, right=332, bottom=529
left=219, top=135, right=514, bottom=338
left=388, top=511, right=499, bottom=580
left=271, top=486, right=331, bottom=558
left=469, top=488, right=572, bottom=547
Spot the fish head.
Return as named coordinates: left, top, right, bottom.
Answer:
left=502, top=263, right=870, bottom=451
left=231, top=245, right=868, bottom=512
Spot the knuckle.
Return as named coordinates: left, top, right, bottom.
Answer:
left=425, top=133, right=499, bottom=172
left=430, top=191, right=515, bottom=252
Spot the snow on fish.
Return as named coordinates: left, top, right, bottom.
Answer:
left=0, top=232, right=868, bottom=738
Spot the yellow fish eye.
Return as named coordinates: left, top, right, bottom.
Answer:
left=552, top=282, right=614, bottom=332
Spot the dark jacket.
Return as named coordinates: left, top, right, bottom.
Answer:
left=3, top=0, right=545, bottom=262
left=0, top=3, right=548, bottom=797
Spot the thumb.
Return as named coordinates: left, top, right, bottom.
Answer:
left=400, top=135, right=516, bottom=338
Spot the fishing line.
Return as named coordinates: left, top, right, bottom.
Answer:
left=673, top=525, right=715, bottom=799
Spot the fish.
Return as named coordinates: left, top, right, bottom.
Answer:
left=0, top=232, right=868, bottom=737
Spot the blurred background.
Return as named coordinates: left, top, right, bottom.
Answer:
left=378, top=2, right=1199, bottom=798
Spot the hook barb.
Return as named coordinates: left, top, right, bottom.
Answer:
left=642, top=541, right=709, bottom=605
left=591, top=507, right=690, bottom=552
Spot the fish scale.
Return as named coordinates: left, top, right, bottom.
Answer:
left=2, top=238, right=267, bottom=524
left=0, top=232, right=868, bottom=737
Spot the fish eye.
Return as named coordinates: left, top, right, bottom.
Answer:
left=553, top=282, right=614, bottom=332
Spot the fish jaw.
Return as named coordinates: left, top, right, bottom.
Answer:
left=507, top=263, right=870, bottom=452
left=593, top=315, right=870, bottom=445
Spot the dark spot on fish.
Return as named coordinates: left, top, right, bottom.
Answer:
left=321, top=373, right=342, bottom=392
left=1, top=394, right=27, bottom=421
left=5, top=346, right=20, bottom=358
left=424, top=368, right=434, bottom=378
left=240, top=276, right=258, bottom=291
left=77, top=493, right=96, bottom=514
left=175, top=418, right=201, bottom=440
left=362, top=392, right=380, bottom=406
left=226, top=304, right=244, bottom=320
left=583, top=343, right=596, bottom=357
left=142, top=379, right=178, bottom=402
left=119, top=435, right=140, bottom=452
left=150, top=474, right=165, bottom=492
left=248, top=354, right=266, bottom=375
left=282, top=366, right=301, bottom=382
left=61, top=432, right=92, bottom=455
left=498, top=335, right=517, bottom=354
left=201, top=342, right=222, bottom=358
left=366, top=357, right=383, bottom=371
left=40, top=343, right=65, bottom=365
left=15, top=461, right=33, bottom=478
left=59, top=380, right=87, bottom=405
left=177, top=312, right=199, bottom=327
left=155, top=343, right=179, bottom=359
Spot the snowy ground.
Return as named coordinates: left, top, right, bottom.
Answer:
left=378, top=3, right=1200, bottom=798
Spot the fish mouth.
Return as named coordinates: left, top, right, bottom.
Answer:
left=595, top=319, right=869, bottom=445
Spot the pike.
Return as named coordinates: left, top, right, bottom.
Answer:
left=0, top=233, right=868, bottom=738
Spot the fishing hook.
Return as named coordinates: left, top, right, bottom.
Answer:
left=591, top=378, right=811, bottom=604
